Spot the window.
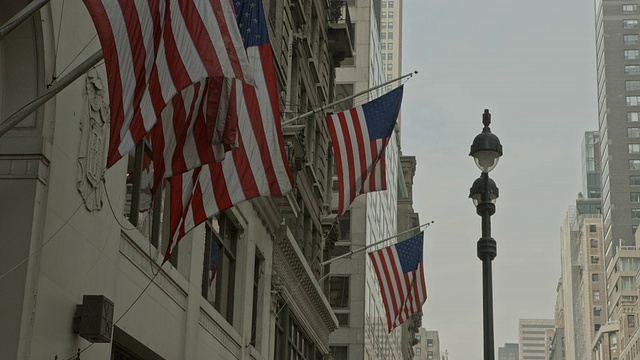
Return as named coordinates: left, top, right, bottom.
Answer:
left=592, top=255, right=600, bottom=264
left=338, top=211, right=351, bottom=241
left=593, top=290, right=601, bottom=300
left=335, top=313, right=349, bottom=327
left=381, top=11, right=386, bottom=18
left=203, top=216, right=237, bottom=324
left=627, top=65, right=640, bottom=75
left=593, top=273, right=600, bottom=281
left=631, top=160, right=640, bottom=170
left=387, top=74, right=392, bottom=80
left=624, top=4, right=638, bottom=13
left=630, top=127, right=640, bottom=137
left=381, top=22, right=386, bottom=29
left=590, top=224, right=597, bottom=232
left=591, top=238, right=598, bottom=248
left=381, top=1, right=387, bottom=7
left=628, top=97, right=640, bottom=106
left=629, top=112, right=640, bottom=122
left=381, top=43, right=386, bottom=50
left=630, top=144, right=640, bottom=153
left=388, top=43, right=394, bottom=50
left=388, top=22, right=394, bottom=29
left=594, top=307, right=602, bottom=316
left=427, top=339, right=434, bottom=347
left=625, top=50, right=640, bottom=59
left=388, top=1, right=394, bottom=7
left=633, top=209, right=640, bottom=218
left=250, top=253, right=262, bottom=346
left=415, top=348, right=421, bottom=356
left=381, top=32, right=386, bottom=40
left=632, top=192, right=640, bottom=202
left=630, top=314, right=636, bottom=327
left=627, top=80, right=640, bottom=90
left=124, top=141, right=163, bottom=246
left=634, top=225, right=639, bottom=235
left=624, top=19, right=639, bottom=29
left=387, top=53, right=393, bottom=60
left=631, top=175, right=640, bottom=185
left=387, top=64, right=393, bottom=71
left=330, top=346, right=348, bottom=360
left=427, top=351, right=434, bottom=359
left=388, top=11, right=394, bottom=18
left=625, top=35, right=640, bottom=45
left=388, top=32, right=394, bottom=40
left=329, top=276, right=350, bottom=308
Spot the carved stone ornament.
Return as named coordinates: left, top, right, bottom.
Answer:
left=77, top=69, right=108, bottom=211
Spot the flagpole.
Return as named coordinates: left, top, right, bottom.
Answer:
left=320, top=220, right=433, bottom=266
left=281, top=70, right=418, bottom=127
left=0, top=0, right=52, bottom=40
left=0, top=50, right=104, bottom=138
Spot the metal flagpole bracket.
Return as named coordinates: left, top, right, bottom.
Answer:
left=320, top=220, right=433, bottom=267
left=281, top=70, right=418, bottom=127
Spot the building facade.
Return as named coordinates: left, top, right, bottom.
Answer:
left=498, top=343, right=520, bottom=360
left=327, top=0, right=421, bottom=359
left=412, top=328, right=440, bottom=360
left=0, top=0, right=359, bottom=359
left=594, top=0, right=640, bottom=274
left=518, top=319, right=554, bottom=360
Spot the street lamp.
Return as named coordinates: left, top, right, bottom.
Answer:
left=469, top=109, right=502, bottom=360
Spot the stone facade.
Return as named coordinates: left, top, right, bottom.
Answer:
left=0, top=0, right=355, bottom=359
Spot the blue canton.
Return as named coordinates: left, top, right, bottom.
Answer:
left=361, top=86, right=404, bottom=140
left=395, top=232, right=424, bottom=274
left=234, top=0, right=269, bottom=48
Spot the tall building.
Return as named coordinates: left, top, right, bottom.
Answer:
left=0, top=0, right=354, bottom=359
left=379, top=0, right=402, bottom=87
left=327, top=0, right=421, bottom=359
left=594, top=0, right=640, bottom=278
left=556, top=131, right=605, bottom=360
left=518, top=319, right=554, bottom=360
left=498, top=343, right=519, bottom=360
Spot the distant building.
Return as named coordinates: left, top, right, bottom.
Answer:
left=413, top=328, right=440, bottom=360
left=518, top=319, right=554, bottom=360
left=498, top=343, right=519, bottom=360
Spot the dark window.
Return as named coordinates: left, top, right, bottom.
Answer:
left=631, top=175, right=640, bottom=185
left=592, top=273, right=599, bottom=281
left=338, top=211, right=351, bottom=241
left=591, top=238, right=598, bottom=248
left=331, top=346, right=348, bottom=360
left=329, top=276, right=350, bottom=308
left=203, top=216, right=237, bottom=324
left=124, top=141, right=164, bottom=248
left=250, top=254, right=262, bottom=346
left=590, top=225, right=597, bottom=232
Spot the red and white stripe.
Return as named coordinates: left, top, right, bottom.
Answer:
left=326, top=107, right=389, bottom=216
left=83, top=0, right=252, bottom=167
left=369, top=245, right=428, bottom=332
left=149, top=76, right=241, bottom=189
left=164, top=43, right=292, bottom=262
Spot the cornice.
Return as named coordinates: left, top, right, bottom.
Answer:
left=272, top=226, right=338, bottom=352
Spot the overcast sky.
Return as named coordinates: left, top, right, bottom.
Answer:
left=401, top=0, right=597, bottom=357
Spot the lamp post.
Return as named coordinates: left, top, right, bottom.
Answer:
left=469, top=109, right=503, bottom=360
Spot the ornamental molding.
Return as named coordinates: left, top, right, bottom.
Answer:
left=272, top=226, right=338, bottom=352
left=119, top=232, right=188, bottom=309
left=199, top=309, right=241, bottom=359
left=77, top=69, right=108, bottom=211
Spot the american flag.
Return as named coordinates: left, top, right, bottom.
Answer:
left=163, top=0, right=293, bottom=261
left=369, top=232, right=427, bottom=332
left=83, top=0, right=253, bottom=168
left=326, top=86, right=404, bottom=216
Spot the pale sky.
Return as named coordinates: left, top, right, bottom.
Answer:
left=401, top=0, right=597, bottom=357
